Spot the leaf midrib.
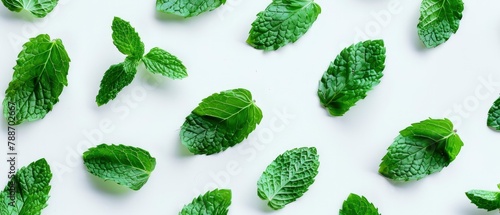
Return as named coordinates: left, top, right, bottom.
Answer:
left=267, top=160, right=312, bottom=202
left=420, top=0, right=450, bottom=28
left=15, top=41, right=57, bottom=121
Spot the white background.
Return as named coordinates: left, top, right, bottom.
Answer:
left=0, top=0, right=500, bottom=214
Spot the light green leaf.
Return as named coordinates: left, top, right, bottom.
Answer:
left=181, top=88, right=263, bottom=155
left=83, top=144, right=156, bottom=191
left=193, top=88, right=255, bottom=126
left=318, top=40, right=386, bottom=116
left=112, top=17, right=145, bottom=60
left=339, top=193, right=381, bottom=215
left=0, top=158, right=52, bottom=215
left=247, top=0, right=321, bottom=51
left=257, top=147, right=319, bottom=210
left=379, top=118, right=463, bottom=181
left=466, top=189, right=500, bottom=211
left=156, top=0, right=226, bottom=18
left=142, top=47, right=188, bottom=79
left=3, top=34, right=70, bottom=125
left=417, top=0, right=464, bottom=48
left=1, top=0, right=58, bottom=18
left=96, top=58, right=139, bottom=106
left=487, top=97, right=500, bottom=130
left=179, top=189, right=231, bottom=215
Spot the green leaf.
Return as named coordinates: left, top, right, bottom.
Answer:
left=0, top=158, right=52, bottom=215
left=156, top=0, right=226, bottom=18
left=1, top=0, right=58, bottom=18
left=83, top=144, right=156, bottom=191
left=318, top=40, right=386, bottom=116
left=180, top=88, right=263, bottom=155
left=247, top=0, right=321, bottom=51
left=97, top=17, right=189, bottom=106
left=257, top=147, right=319, bottom=210
left=179, top=189, right=231, bottom=215
left=487, top=97, right=500, bottom=130
left=96, top=58, right=139, bottom=106
left=339, top=193, right=381, bottom=215
left=379, top=118, right=464, bottom=181
left=466, top=189, right=500, bottom=211
left=112, top=17, right=145, bottom=60
left=417, top=0, right=464, bottom=48
left=3, top=34, right=70, bottom=125
left=142, top=47, right=188, bottom=79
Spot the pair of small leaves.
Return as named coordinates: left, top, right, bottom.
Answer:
left=318, top=40, right=386, bottom=116
left=417, top=0, right=464, bottom=48
left=156, top=0, right=226, bottom=18
left=180, top=189, right=231, bottom=215
left=156, top=0, right=321, bottom=51
left=247, top=0, right=321, bottom=51
left=1, top=0, right=58, bottom=18
left=466, top=184, right=500, bottom=211
left=379, top=118, right=464, bottom=181
left=0, top=158, right=53, bottom=215
left=180, top=88, right=263, bottom=155
left=257, top=147, right=319, bottom=210
left=340, top=194, right=381, bottom=215
left=96, top=17, right=188, bottom=106
left=3, top=34, right=71, bottom=125
left=83, top=144, right=156, bottom=191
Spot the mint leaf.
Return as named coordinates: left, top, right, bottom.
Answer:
left=379, top=118, right=464, bottom=181
left=3, top=34, right=71, bottom=125
left=0, top=158, right=52, bottom=215
left=466, top=188, right=500, bottom=211
left=247, top=0, right=321, bottom=51
left=318, top=40, right=386, bottom=116
left=180, top=88, right=263, bottom=155
left=417, top=0, right=464, bottom=48
left=340, top=194, right=381, bottom=215
left=1, top=0, right=58, bottom=18
left=112, top=17, right=145, bottom=60
left=156, top=0, right=226, bottom=18
left=96, top=17, right=188, bottom=106
left=96, top=58, right=138, bottom=106
left=257, top=147, right=319, bottom=210
left=142, top=47, right=187, bottom=79
left=83, top=144, right=156, bottom=191
left=487, top=97, right=500, bottom=130
left=179, top=189, right=231, bottom=215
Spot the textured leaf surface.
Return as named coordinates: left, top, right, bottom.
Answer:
left=466, top=189, right=500, bottom=211
left=339, top=193, right=380, bottom=215
left=143, top=47, right=188, bottom=79
left=83, top=144, right=156, bottom=190
left=379, top=118, right=463, bottom=181
left=247, top=0, right=321, bottom=51
left=96, top=58, right=138, bottom=106
left=181, top=89, right=263, bottom=155
left=3, top=34, right=70, bottom=125
left=487, top=97, right=500, bottom=130
left=417, top=0, right=464, bottom=48
left=179, top=189, right=231, bottom=215
left=112, top=17, right=145, bottom=59
left=0, top=158, right=52, bottom=215
left=1, top=0, right=58, bottom=17
left=318, top=40, right=386, bottom=116
left=257, top=147, right=319, bottom=210
left=156, top=0, right=226, bottom=18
